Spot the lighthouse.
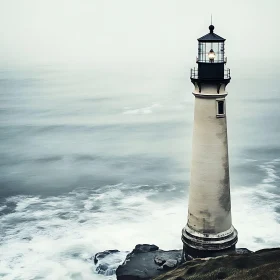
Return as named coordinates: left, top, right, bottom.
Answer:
left=181, top=25, right=238, bottom=259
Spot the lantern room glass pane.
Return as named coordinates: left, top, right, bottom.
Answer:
left=198, top=42, right=225, bottom=63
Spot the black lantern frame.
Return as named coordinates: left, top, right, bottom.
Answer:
left=191, top=25, right=230, bottom=82
left=198, top=42, right=225, bottom=63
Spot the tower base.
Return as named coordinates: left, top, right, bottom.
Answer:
left=181, top=224, right=238, bottom=260
left=182, top=244, right=236, bottom=261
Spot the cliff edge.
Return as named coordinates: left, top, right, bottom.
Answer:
left=93, top=245, right=280, bottom=280
left=154, top=248, right=280, bottom=280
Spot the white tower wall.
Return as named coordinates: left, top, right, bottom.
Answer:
left=182, top=83, right=237, bottom=258
left=188, top=86, right=232, bottom=234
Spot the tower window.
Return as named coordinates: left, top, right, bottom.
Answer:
left=218, top=101, right=224, bottom=114
left=216, top=99, right=225, bottom=117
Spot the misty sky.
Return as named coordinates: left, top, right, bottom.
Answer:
left=0, top=0, right=279, bottom=68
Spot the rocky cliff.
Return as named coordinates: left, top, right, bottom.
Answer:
left=154, top=248, right=280, bottom=280
left=93, top=245, right=280, bottom=280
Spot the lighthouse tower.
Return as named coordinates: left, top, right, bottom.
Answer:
left=181, top=25, right=238, bottom=259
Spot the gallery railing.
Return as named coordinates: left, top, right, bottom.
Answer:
left=190, top=68, right=231, bottom=79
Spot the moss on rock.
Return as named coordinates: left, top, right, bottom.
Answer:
left=154, top=248, right=280, bottom=280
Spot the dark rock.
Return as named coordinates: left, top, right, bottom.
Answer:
left=93, top=249, right=120, bottom=264
left=133, top=244, right=159, bottom=254
left=162, top=259, right=178, bottom=270
left=116, top=244, right=182, bottom=280
left=157, top=266, right=164, bottom=271
left=90, top=249, right=127, bottom=277
left=235, top=248, right=252, bottom=255
left=154, top=256, right=166, bottom=266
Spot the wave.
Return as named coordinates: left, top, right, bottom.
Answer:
left=123, top=103, right=162, bottom=115
left=0, top=159, right=280, bottom=279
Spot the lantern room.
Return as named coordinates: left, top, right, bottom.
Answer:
left=198, top=25, right=225, bottom=63
left=191, top=25, right=230, bottom=81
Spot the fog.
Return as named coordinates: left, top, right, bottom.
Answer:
left=1, top=2, right=280, bottom=279
left=1, top=0, right=279, bottom=69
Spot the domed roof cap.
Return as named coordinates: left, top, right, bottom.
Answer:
left=209, top=25, right=214, bottom=33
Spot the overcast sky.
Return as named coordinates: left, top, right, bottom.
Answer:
left=0, top=0, right=279, bottom=68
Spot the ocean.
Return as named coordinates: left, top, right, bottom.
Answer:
left=0, top=64, right=280, bottom=279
